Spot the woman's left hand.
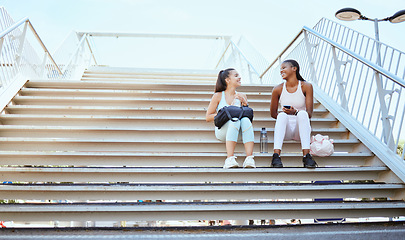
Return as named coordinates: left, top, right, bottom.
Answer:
left=235, top=93, right=248, bottom=106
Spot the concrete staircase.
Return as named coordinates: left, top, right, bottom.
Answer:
left=0, top=66, right=404, bottom=226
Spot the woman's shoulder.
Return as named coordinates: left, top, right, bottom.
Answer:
left=301, top=81, right=313, bottom=89
left=272, top=83, right=284, bottom=93
left=212, top=92, right=223, bottom=100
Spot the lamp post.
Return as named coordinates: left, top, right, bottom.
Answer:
left=335, top=8, right=405, bottom=66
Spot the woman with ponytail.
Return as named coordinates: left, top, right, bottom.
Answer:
left=206, top=68, right=255, bottom=169
left=270, top=59, right=317, bottom=168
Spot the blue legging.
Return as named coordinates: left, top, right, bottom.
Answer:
left=215, top=117, right=254, bottom=144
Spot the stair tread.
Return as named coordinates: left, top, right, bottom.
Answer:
left=0, top=166, right=388, bottom=172
left=0, top=114, right=336, bottom=121
left=1, top=200, right=404, bottom=210
left=1, top=183, right=403, bottom=191
left=0, top=125, right=346, bottom=132
left=0, top=137, right=357, bottom=144
left=0, top=151, right=372, bottom=157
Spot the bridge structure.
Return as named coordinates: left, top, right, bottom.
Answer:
left=0, top=6, right=405, bottom=238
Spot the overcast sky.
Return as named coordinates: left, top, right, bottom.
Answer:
left=1, top=0, right=404, bottom=68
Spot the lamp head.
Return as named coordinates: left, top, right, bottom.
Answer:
left=335, top=7, right=362, bottom=21
left=389, top=9, right=405, bottom=23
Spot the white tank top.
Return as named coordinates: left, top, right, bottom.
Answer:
left=279, top=81, right=306, bottom=111
left=217, top=91, right=241, bottom=112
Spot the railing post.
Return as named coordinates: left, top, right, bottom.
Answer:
left=374, top=70, right=395, bottom=150
left=303, top=30, right=318, bottom=84
left=331, top=46, right=349, bottom=111
left=15, top=21, right=28, bottom=66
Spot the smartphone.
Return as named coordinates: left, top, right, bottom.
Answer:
left=284, top=105, right=291, bottom=109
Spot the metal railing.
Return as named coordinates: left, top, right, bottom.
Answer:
left=259, top=18, right=405, bottom=174
left=216, top=36, right=269, bottom=83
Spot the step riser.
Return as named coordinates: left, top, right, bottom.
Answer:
left=11, top=99, right=272, bottom=108
left=25, top=82, right=274, bottom=92
left=1, top=208, right=403, bottom=222
left=0, top=142, right=359, bottom=152
left=0, top=119, right=337, bottom=128
left=0, top=189, right=398, bottom=201
left=0, top=155, right=369, bottom=167
left=0, top=129, right=348, bottom=140
left=4, top=108, right=328, bottom=118
left=0, top=171, right=381, bottom=183
left=19, top=91, right=272, bottom=100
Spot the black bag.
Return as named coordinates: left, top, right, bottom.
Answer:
left=214, top=105, right=254, bottom=129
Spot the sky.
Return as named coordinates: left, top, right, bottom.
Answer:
left=1, top=0, right=404, bottom=69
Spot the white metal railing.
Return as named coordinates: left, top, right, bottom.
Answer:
left=259, top=18, right=405, bottom=173
left=0, top=7, right=63, bottom=111
left=216, top=36, right=269, bottom=83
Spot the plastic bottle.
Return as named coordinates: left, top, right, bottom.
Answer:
left=260, top=128, right=268, bottom=153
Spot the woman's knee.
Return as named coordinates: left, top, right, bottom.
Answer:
left=297, top=110, right=309, bottom=119
left=276, top=112, right=288, bottom=123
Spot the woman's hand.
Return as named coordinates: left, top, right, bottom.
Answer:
left=283, top=106, right=297, bottom=115
left=235, top=93, right=248, bottom=106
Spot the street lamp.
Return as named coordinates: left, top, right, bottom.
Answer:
left=335, top=8, right=405, bottom=66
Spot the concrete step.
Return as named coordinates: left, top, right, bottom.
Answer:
left=11, top=96, right=273, bottom=108
left=1, top=200, right=404, bottom=221
left=0, top=125, right=350, bottom=140
left=0, top=151, right=374, bottom=167
left=0, top=137, right=361, bottom=152
left=0, top=115, right=338, bottom=128
left=0, top=166, right=387, bottom=183
left=1, top=183, right=403, bottom=201
left=19, top=88, right=273, bottom=100
left=1, top=222, right=405, bottom=240
left=3, top=105, right=329, bottom=118
left=25, top=80, right=274, bottom=92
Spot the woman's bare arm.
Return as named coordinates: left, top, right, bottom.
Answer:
left=206, top=92, right=221, bottom=122
left=270, top=84, right=282, bottom=119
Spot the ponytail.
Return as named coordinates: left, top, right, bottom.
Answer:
left=283, top=59, right=305, bottom=81
left=215, top=68, right=235, bottom=92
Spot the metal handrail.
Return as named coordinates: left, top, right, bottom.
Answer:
left=259, top=29, right=304, bottom=79
left=77, top=32, right=231, bottom=40
left=261, top=26, right=405, bottom=88
left=229, top=40, right=260, bottom=77
left=303, top=26, right=405, bottom=88
left=61, top=33, right=88, bottom=73
left=0, top=17, right=62, bottom=75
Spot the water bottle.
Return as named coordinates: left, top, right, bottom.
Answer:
left=260, top=128, right=268, bottom=153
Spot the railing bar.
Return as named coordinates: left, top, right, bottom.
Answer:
left=357, top=40, right=374, bottom=121
left=304, top=26, right=405, bottom=87
left=388, top=86, right=402, bottom=148
left=346, top=34, right=362, bottom=114
left=260, top=29, right=303, bottom=78
left=26, top=21, right=62, bottom=75
left=354, top=40, right=372, bottom=120
left=215, top=41, right=232, bottom=69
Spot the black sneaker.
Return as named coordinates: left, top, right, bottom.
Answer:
left=303, top=153, right=317, bottom=168
left=271, top=153, right=283, bottom=168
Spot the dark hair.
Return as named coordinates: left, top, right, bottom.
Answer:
left=215, top=68, right=235, bottom=92
left=283, top=59, right=305, bottom=81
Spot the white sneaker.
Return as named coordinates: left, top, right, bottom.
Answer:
left=243, top=155, right=256, bottom=168
left=223, top=156, right=239, bottom=169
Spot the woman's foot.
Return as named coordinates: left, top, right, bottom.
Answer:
left=303, top=153, right=317, bottom=168
left=271, top=153, right=283, bottom=168
left=243, top=155, right=256, bottom=168
left=223, top=156, right=239, bottom=169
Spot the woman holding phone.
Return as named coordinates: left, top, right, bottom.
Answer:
left=270, top=59, right=317, bottom=168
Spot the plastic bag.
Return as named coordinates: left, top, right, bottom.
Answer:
left=310, top=134, right=334, bottom=157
